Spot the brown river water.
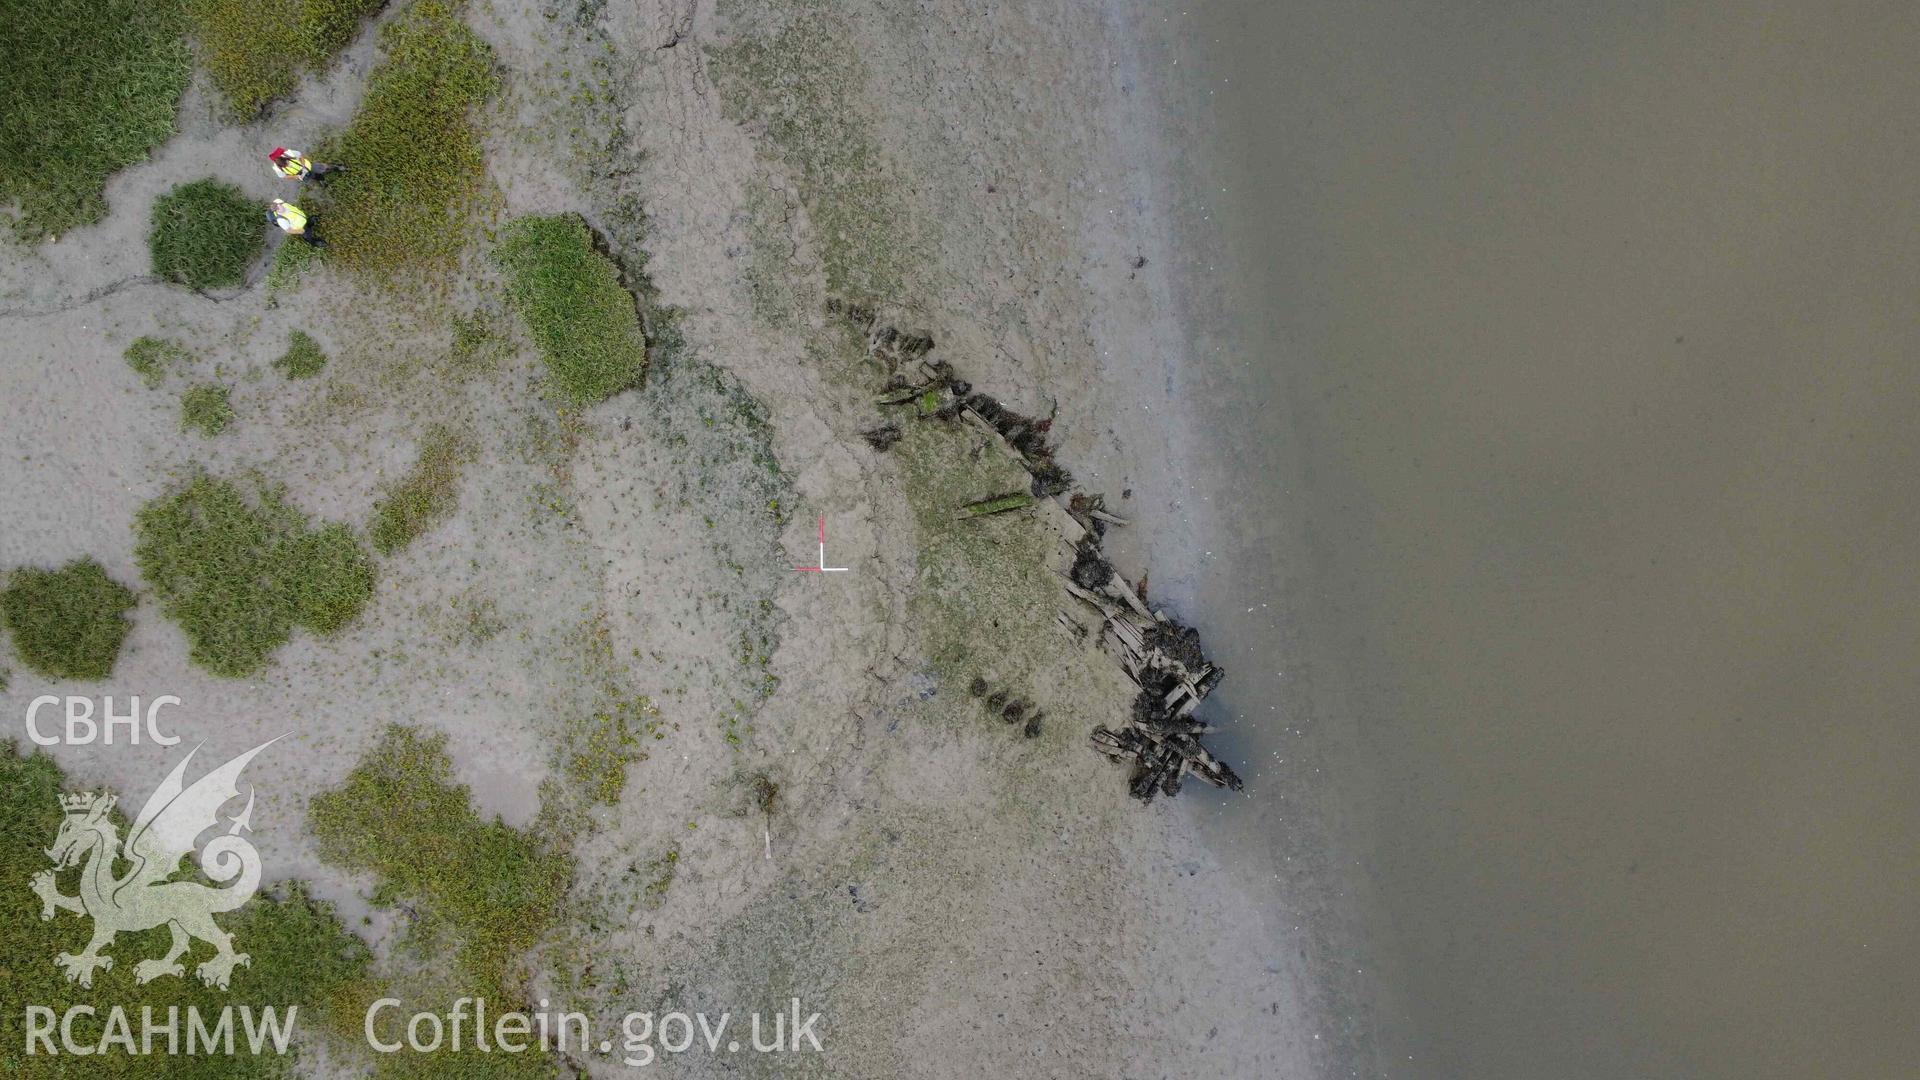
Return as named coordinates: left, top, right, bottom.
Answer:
left=1121, top=3, right=1920, bottom=1076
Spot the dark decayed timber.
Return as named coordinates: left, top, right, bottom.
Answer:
left=838, top=301, right=1246, bottom=804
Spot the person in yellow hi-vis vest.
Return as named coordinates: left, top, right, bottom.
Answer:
left=268, top=200, right=323, bottom=247
left=267, top=147, right=345, bottom=182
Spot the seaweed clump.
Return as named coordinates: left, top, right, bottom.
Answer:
left=967, top=677, right=1045, bottom=739
left=1143, top=620, right=1206, bottom=671
left=1069, top=541, right=1114, bottom=590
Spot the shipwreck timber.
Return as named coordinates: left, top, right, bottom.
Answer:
left=837, top=302, right=1245, bottom=803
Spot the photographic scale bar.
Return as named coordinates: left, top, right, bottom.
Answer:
left=793, top=516, right=849, bottom=572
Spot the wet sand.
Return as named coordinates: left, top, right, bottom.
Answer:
left=1124, top=2, right=1920, bottom=1076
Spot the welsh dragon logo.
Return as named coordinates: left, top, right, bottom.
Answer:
left=30, top=738, right=281, bottom=991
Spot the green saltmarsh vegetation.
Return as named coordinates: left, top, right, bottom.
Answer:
left=133, top=475, right=374, bottom=677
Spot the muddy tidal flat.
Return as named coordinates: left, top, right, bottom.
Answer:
left=0, top=2, right=1320, bottom=1078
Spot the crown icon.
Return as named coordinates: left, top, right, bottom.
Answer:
left=59, top=791, right=103, bottom=813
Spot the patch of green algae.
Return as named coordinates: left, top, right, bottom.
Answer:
left=711, top=3, right=923, bottom=304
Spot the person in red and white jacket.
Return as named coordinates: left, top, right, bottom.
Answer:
left=267, top=147, right=346, bottom=183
